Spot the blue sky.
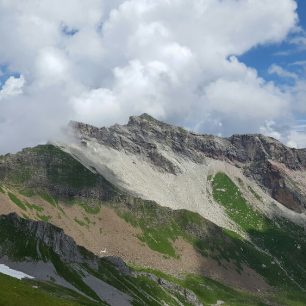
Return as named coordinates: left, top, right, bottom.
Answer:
left=0, top=65, right=20, bottom=86
left=240, top=0, right=306, bottom=83
left=239, top=0, right=306, bottom=142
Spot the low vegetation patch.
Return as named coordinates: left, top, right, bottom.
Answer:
left=74, top=217, right=88, bottom=228
left=36, top=213, right=51, bottom=222
left=211, top=173, right=267, bottom=232
left=25, top=202, right=44, bottom=212
left=79, top=202, right=100, bottom=214
left=40, top=193, right=58, bottom=207
left=118, top=207, right=181, bottom=258
left=19, top=189, right=35, bottom=197
left=8, top=192, right=27, bottom=211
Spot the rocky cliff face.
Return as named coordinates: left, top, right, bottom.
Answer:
left=0, top=213, right=88, bottom=263
left=70, top=113, right=306, bottom=212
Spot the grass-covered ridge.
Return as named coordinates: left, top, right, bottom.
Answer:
left=0, top=144, right=118, bottom=201
left=211, top=172, right=306, bottom=291
left=0, top=145, right=97, bottom=188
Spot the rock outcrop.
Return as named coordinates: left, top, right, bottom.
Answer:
left=0, top=213, right=92, bottom=264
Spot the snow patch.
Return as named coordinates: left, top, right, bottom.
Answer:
left=0, top=264, right=34, bottom=280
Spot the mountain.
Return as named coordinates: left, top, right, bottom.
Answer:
left=0, top=114, right=306, bottom=305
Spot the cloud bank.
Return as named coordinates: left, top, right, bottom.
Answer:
left=0, top=0, right=305, bottom=153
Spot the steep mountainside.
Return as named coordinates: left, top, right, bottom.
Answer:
left=0, top=114, right=306, bottom=305
left=69, top=114, right=306, bottom=214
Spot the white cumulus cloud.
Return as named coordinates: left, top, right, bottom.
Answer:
left=0, top=75, right=25, bottom=99
left=0, top=0, right=303, bottom=153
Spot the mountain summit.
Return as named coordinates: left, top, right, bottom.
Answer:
left=72, top=113, right=306, bottom=170
left=69, top=114, right=306, bottom=215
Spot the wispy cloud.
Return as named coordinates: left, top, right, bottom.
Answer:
left=268, top=64, right=298, bottom=79
left=290, top=33, right=306, bottom=47
left=289, top=60, right=306, bottom=66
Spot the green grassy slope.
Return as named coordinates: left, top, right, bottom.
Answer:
left=113, top=195, right=306, bottom=304
left=0, top=273, right=106, bottom=306
left=0, top=145, right=118, bottom=207
left=0, top=212, right=272, bottom=306
left=1, top=145, right=306, bottom=305
left=210, top=172, right=306, bottom=303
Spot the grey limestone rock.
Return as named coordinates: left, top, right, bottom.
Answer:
left=71, top=114, right=306, bottom=212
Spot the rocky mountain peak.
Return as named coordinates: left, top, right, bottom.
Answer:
left=127, top=113, right=168, bottom=127
left=70, top=114, right=306, bottom=171
left=66, top=115, right=306, bottom=212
